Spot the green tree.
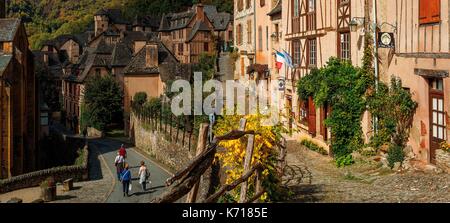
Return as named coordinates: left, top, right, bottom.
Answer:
left=83, top=74, right=123, bottom=131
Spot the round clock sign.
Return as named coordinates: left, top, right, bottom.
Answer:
left=378, top=32, right=395, bottom=48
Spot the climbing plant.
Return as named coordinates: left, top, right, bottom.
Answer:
left=297, top=58, right=371, bottom=164
left=367, top=77, right=418, bottom=167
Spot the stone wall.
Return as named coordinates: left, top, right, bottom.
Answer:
left=436, top=150, right=450, bottom=174
left=131, top=114, right=197, bottom=172
left=0, top=145, right=89, bottom=193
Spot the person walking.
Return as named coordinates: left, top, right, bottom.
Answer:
left=119, top=144, right=127, bottom=158
left=120, top=163, right=132, bottom=197
left=138, top=161, right=149, bottom=191
left=114, top=152, right=125, bottom=180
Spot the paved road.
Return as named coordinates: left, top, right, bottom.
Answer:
left=91, top=138, right=172, bottom=203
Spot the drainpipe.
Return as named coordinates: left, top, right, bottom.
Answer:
left=372, top=0, right=379, bottom=133
left=253, top=0, right=257, bottom=64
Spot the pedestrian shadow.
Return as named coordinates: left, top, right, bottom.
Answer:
left=88, top=147, right=104, bottom=181
left=148, top=185, right=166, bottom=190
left=131, top=190, right=157, bottom=196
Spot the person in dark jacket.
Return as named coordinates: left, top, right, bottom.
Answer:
left=120, top=163, right=132, bottom=197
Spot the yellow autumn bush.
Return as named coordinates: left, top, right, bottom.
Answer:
left=214, top=112, right=285, bottom=202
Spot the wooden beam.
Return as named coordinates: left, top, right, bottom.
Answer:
left=201, top=164, right=262, bottom=203
left=239, top=134, right=255, bottom=203
left=185, top=123, right=209, bottom=203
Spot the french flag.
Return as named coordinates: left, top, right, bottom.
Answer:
left=276, top=51, right=286, bottom=70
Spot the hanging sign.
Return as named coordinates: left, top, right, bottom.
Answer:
left=378, top=32, right=395, bottom=48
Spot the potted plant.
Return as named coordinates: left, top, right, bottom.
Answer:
left=40, top=176, right=57, bottom=202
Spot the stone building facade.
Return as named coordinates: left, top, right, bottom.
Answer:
left=0, top=15, right=38, bottom=178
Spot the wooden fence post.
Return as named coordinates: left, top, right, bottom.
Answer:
left=186, top=123, right=209, bottom=203
left=239, top=134, right=255, bottom=203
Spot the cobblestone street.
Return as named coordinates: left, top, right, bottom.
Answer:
left=285, top=141, right=450, bottom=203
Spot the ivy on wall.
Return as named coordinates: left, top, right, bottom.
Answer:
left=297, top=58, right=370, bottom=162
left=296, top=33, right=418, bottom=168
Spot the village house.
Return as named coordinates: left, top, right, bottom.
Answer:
left=159, top=4, right=234, bottom=64
left=122, top=40, right=180, bottom=133
left=378, top=0, right=450, bottom=164
left=0, top=7, right=38, bottom=178
left=279, top=0, right=450, bottom=165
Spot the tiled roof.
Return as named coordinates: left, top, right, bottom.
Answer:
left=0, top=18, right=20, bottom=42
left=158, top=5, right=231, bottom=32
left=0, top=54, right=12, bottom=76
left=133, top=15, right=161, bottom=29
left=211, top=13, right=232, bottom=31
left=268, top=0, right=282, bottom=16
left=123, top=41, right=178, bottom=75
left=95, top=9, right=130, bottom=25
left=111, top=42, right=132, bottom=67
left=187, top=21, right=212, bottom=41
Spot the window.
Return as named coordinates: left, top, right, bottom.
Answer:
left=237, top=24, right=243, bottom=45
left=204, top=42, right=209, bottom=51
left=432, top=78, right=444, bottom=91
left=258, top=26, right=263, bottom=51
left=246, top=0, right=251, bottom=9
left=339, top=32, right=351, bottom=60
left=238, top=0, right=244, bottom=11
left=308, top=0, right=316, bottom=12
left=274, top=24, right=280, bottom=42
left=247, top=20, right=252, bottom=44
left=308, top=38, right=316, bottom=66
left=179, top=43, right=184, bottom=55
left=95, top=68, right=101, bottom=76
left=241, top=57, right=245, bottom=76
left=293, top=40, right=301, bottom=66
left=266, top=26, right=269, bottom=50
left=299, top=99, right=309, bottom=125
left=293, top=0, right=299, bottom=17
left=229, top=30, right=233, bottom=40
left=260, top=0, right=265, bottom=7
left=419, top=0, right=440, bottom=25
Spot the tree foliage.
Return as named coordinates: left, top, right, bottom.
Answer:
left=83, top=74, right=123, bottom=131
left=7, top=0, right=233, bottom=49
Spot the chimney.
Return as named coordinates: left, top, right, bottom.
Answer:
left=195, top=4, right=204, bottom=21
left=134, top=40, right=146, bottom=55
left=145, top=43, right=158, bottom=68
left=0, top=0, right=6, bottom=18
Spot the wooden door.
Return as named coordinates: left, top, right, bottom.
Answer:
left=308, top=96, right=316, bottom=136
left=430, top=78, right=445, bottom=164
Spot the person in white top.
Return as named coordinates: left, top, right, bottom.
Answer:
left=114, top=152, right=125, bottom=180
left=138, top=161, right=149, bottom=191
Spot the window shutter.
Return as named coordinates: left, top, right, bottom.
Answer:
left=419, top=0, right=440, bottom=24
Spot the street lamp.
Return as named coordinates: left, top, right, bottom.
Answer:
left=349, top=17, right=366, bottom=33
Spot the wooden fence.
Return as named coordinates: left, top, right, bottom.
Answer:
left=132, top=103, right=198, bottom=151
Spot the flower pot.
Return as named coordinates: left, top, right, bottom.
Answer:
left=41, top=186, right=57, bottom=202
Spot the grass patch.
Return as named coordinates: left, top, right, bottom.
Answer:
left=106, top=129, right=125, bottom=138
left=74, top=148, right=86, bottom=166
left=300, top=139, right=328, bottom=155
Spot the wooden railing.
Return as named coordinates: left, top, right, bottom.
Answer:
left=152, top=118, right=286, bottom=203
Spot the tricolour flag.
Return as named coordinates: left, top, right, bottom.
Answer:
left=276, top=51, right=286, bottom=70
left=282, top=50, right=294, bottom=69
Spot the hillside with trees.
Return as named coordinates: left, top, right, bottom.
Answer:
left=6, top=0, right=233, bottom=49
